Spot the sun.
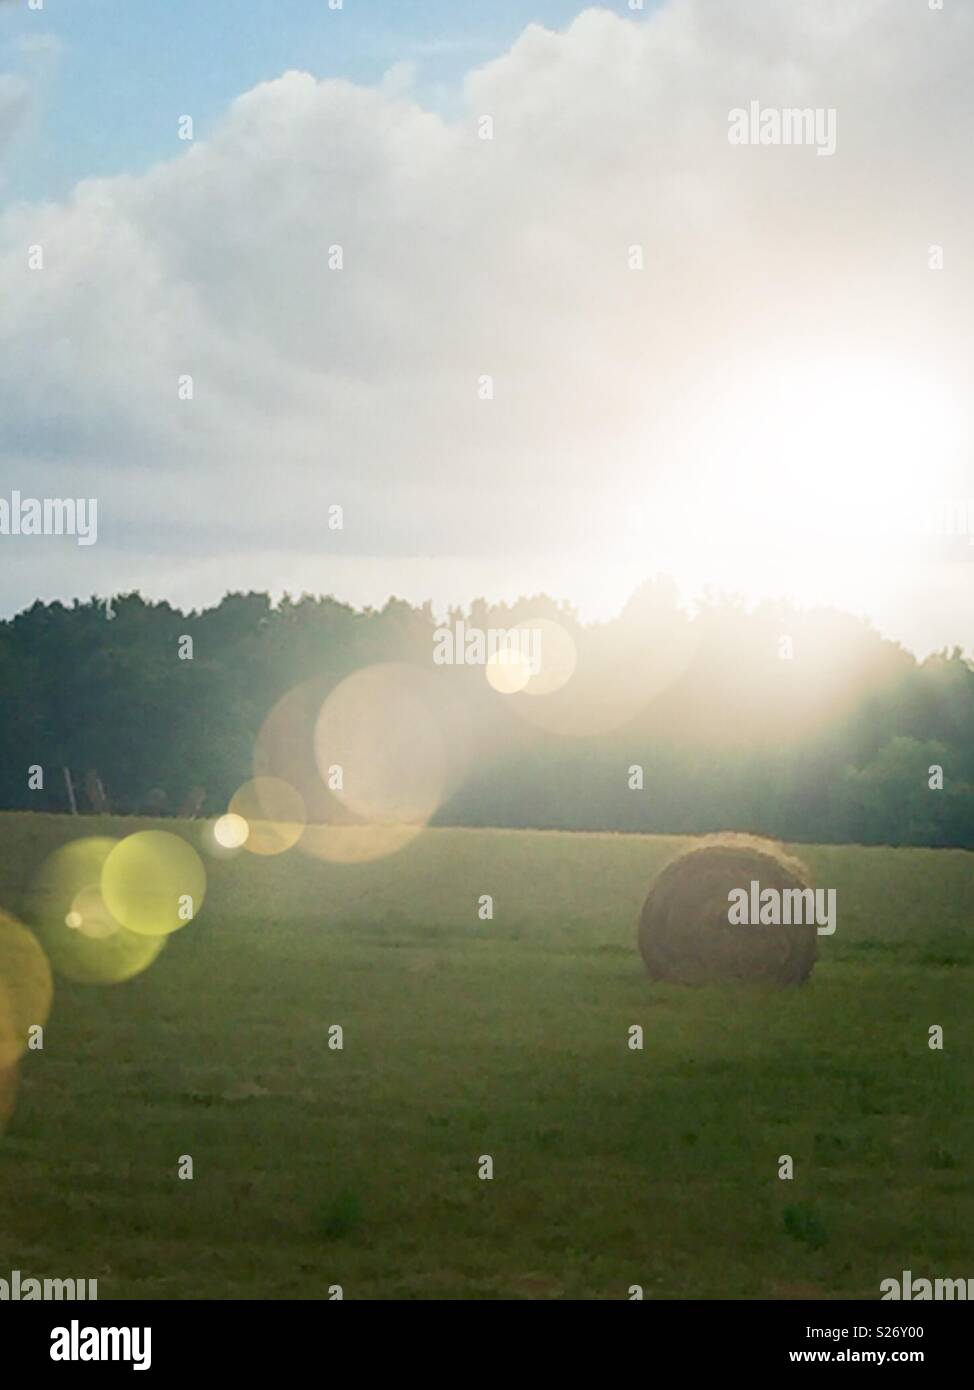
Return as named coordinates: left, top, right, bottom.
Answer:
left=652, top=354, right=966, bottom=605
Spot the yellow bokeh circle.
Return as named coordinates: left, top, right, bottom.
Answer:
left=26, top=837, right=167, bottom=985
left=0, top=912, right=53, bottom=1068
left=101, top=831, right=206, bottom=937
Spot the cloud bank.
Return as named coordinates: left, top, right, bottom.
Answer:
left=0, top=0, right=970, bottom=651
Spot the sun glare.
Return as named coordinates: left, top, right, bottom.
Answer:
left=654, top=355, right=965, bottom=606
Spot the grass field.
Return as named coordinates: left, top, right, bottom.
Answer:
left=1, top=811, right=971, bottom=1300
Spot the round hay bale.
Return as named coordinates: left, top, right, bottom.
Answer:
left=638, top=834, right=817, bottom=986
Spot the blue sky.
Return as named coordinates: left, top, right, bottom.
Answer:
left=1, top=0, right=655, bottom=202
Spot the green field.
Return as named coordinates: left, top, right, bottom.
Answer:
left=1, top=811, right=971, bottom=1300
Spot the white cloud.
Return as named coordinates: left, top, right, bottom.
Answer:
left=0, top=0, right=971, bottom=653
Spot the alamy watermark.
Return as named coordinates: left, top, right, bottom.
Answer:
left=433, top=620, right=541, bottom=675
left=1, top=1269, right=98, bottom=1300
left=728, top=101, right=837, bottom=157
left=728, top=881, right=837, bottom=935
left=0, top=491, right=97, bottom=545
left=881, top=1270, right=973, bottom=1300
left=50, top=1320, right=151, bottom=1372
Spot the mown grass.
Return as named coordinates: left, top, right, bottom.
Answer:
left=0, top=812, right=971, bottom=1299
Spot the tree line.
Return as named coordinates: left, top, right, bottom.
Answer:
left=2, top=580, right=972, bottom=848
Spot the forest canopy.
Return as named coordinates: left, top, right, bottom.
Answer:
left=3, top=580, right=972, bottom=849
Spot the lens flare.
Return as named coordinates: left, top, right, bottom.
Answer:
left=101, top=831, right=207, bottom=937
left=485, top=645, right=533, bottom=695
left=254, top=667, right=469, bottom=864
left=213, top=812, right=250, bottom=850
left=67, top=885, right=121, bottom=940
left=509, top=602, right=698, bottom=737
left=26, top=838, right=167, bottom=984
left=315, top=663, right=447, bottom=824
left=253, top=677, right=329, bottom=810
left=228, top=779, right=304, bottom=856
left=519, top=618, right=578, bottom=696
left=0, top=912, right=53, bottom=1068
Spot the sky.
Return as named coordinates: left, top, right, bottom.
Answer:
left=0, top=0, right=971, bottom=656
